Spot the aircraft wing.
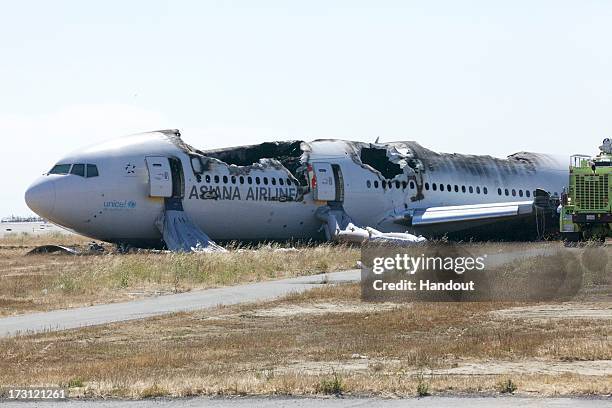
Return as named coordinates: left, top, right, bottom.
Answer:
left=399, top=201, right=534, bottom=226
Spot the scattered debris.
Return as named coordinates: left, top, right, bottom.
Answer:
left=26, top=245, right=79, bottom=255
left=316, top=205, right=426, bottom=245
left=88, top=242, right=105, bottom=253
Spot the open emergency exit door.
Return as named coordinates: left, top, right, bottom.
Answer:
left=146, top=156, right=173, bottom=197
left=311, top=162, right=344, bottom=202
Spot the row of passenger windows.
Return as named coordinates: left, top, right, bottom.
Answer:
left=365, top=180, right=534, bottom=198
left=366, top=180, right=415, bottom=190
left=49, top=163, right=99, bottom=178
left=497, top=187, right=532, bottom=198
left=204, top=174, right=297, bottom=187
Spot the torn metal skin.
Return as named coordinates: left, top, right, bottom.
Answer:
left=168, top=134, right=554, bottom=208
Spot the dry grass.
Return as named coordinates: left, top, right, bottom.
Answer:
left=0, top=231, right=90, bottom=247
left=0, top=282, right=609, bottom=398
left=0, top=235, right=609, bottom=397
left=0, top=233, right=360, bottom=316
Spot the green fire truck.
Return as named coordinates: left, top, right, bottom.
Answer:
left=560, top=138, right=612, bottom=242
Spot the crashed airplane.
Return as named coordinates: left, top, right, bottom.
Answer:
left=25, top=130, right=566, bottom=251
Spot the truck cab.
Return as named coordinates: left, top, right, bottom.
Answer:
left=560, top=138, right=612, bottom=241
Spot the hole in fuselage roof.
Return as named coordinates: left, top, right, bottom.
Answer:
left=360, top=147, right=403, bottom=179
left=203, top=141, right=306, bottom=185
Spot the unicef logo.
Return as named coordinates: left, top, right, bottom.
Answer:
left=127, top=201, right=137, bottom=209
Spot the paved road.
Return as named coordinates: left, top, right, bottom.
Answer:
left=1, top=397, right=610, bottom=408
left=0, top=270, right=360, bottom=338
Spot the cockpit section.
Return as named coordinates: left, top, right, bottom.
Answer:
left=48, top=163, right=99, bottom=178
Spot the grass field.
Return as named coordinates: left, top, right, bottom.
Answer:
left=0, top=233, right=360, bottom=316
left=0, top=283, right=609, bottom=398
left=0, top=233, right=609, bottom=398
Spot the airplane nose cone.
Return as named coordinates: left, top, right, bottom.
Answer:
left=25, top=178, right=56, bottom=218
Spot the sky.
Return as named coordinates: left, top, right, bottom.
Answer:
left=1, top=0, right=611, bottom=216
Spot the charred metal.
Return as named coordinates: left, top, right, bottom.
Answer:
left=168, top=133, right=556, bottom=207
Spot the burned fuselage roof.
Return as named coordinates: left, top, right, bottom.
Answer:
left=168, top=134, right=561, bottom=200
left=202, top=141, right=305, bottom=178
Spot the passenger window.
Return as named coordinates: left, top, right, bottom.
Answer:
left=469, top=186, right=473, bottom=194
left=86, top=164, right=99, bottom=178
left=447, top=184, right=451, bottom=192
left=498, top=188, right=502, bottom=196
left=279, top=178, right=284, bottom=186
left=256, top=177, right=261, bottom=185
left=263, top=177, right=268, bottom=185
left=505, top=189, right=509, bottom=196
left=512, top=189, right=516, bottom=197
left=372, top=181, right=378, bottom=188
left=214, top=175, right=220, bottom=183
left=462, top=186, right=466, bottom=193
left=248, top=176, right=253, bottom=184
left=239, top=176, right=245, bottom=184
left=231, top=176, right=236, bottom=184
left=454, top=185, right=459, bottom=192
left=223, top=176, right=228, bottom=184
left=70, top=164, right=85, bottom=177
left=439, top=184, right=444, bottom=191
left=410, top=181, right=415, bottom=189
left=205, top=175, right=211, bottom=183
left=402, top=181, right=407, bottom=189
left=49, top=164, right=71, bottom=175
left=286, top=178, right=292, bottom=186
left=367, top=180, right=371, bottom=188
left=483, top=187, right=488, bottom=195
left=519, top=190, right=523, bottom=197
left=526, top=190, right=531, bottom=198
left=476, top=186, right=480, bottom=194
left=395, top=181, right=400, bottom=189
left=271, top=178, right=276, bottom=185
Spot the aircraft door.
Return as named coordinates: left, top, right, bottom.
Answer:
left=145, top=156, right=173, bottom=197
left=311, top=162, right=344, bottom=202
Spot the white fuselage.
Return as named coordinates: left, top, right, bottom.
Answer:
left=25, top=131, right=568, bottom=246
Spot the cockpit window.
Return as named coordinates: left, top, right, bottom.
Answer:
left=49, top=164, right=71, bottom=175
left=86, top=164, right=99, bottom=178
left=70, top=163, right=85, bottom=177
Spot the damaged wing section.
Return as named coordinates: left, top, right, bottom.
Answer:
left=155, top=199, right=226, bottom=252
left=400, top=201, right=534, bottom=226
left=315, top=205, right=426, bottom=245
